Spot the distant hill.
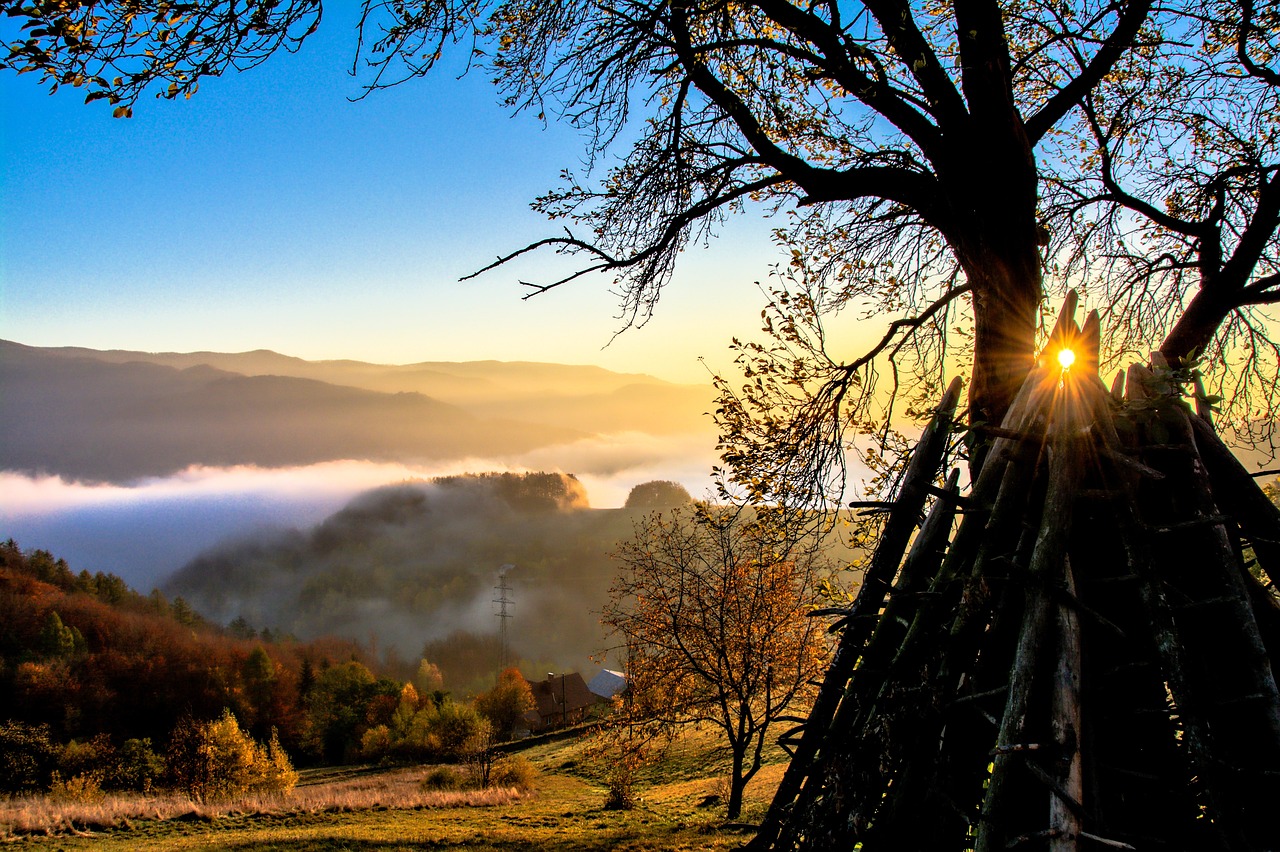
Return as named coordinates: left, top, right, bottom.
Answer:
left=162, top=472, right=711, bottom=693
left=10, top=341, right=713, bottom=433
left=162, top=472, right=856, bottom=695
left=0, top=340, right=714, bottom=483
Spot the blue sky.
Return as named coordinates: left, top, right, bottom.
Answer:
left=0, top=5, right=788, bottom=383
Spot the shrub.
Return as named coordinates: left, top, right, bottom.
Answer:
left=166, top=715, right=207, bottom=796
left=359, top=724, right=394, bottom=763
left=168, top=710, right=298, bottom=801
left=49, top=770, right=104, bottom=802
left=0, top=720, right=58, bottom=793
left=462, top=719, right=497, bottom=788
left=490, top=755, right=537, bottom=791
left=113, top=738, right=165, bottom=792
left=59, top=735, right=115, bottom=784
left=259, top=729, right=299, bottom=796
left=420, top=765, right=467, bottom=791
left=398, top=698, right=485, bottom=762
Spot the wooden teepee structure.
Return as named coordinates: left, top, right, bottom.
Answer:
left=749, top=294, right=1280, bottom=851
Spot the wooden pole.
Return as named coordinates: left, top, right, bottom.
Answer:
left=1049, top=556, right=1083, bottom=852
left=750, top=377, right=962, bottom=852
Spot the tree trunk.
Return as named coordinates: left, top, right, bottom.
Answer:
left=728, top=744, right=746, bottom=820
left=1160, top=288, right=1231, bottom=364
left=942, top=127, right=1043, bottom=434
left=967, top=254, right=1041, bottom=432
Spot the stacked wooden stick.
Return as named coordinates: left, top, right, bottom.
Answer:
left=750, top=294, right=1280, bottom=851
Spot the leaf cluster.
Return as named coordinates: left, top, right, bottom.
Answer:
left=2, top=1, right=321, bottom=113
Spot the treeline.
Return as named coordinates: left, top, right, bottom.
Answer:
left=0, top=540, right=536, bottom=797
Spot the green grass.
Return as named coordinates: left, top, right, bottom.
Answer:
left=3, top=727, right=790, bottom=851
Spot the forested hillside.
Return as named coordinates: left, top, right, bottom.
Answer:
left=0, top=540, right=385, bottom=760
left=165, top=472, right=691, bottom=691
left=0, top=538, right=575, bottom=799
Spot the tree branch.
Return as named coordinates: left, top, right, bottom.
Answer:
left=1025, top=0, right=1154, bottom=143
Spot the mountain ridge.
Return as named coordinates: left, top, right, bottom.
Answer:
left=0, top=340, right=715, bottom=484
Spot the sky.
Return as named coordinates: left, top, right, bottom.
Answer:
left=0, top=5, right=791, bottom=385
left=0, top=8, right=884, bottom=589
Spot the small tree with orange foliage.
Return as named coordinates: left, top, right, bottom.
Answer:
left=604, top=505, right=831, bottom=819
left=474, top=668, right=536, bottom=741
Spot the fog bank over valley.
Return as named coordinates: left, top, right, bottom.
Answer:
left=1, top=342, right=721, bottom=652
left=0, top=444, right=718, bottom=589
left=163, top=472, right=700, bottom=691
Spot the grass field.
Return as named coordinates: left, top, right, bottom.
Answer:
left=1, top=727, right=786, bottom=850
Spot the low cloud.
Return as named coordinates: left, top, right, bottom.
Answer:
left=1, top=432, right=719, bottom=589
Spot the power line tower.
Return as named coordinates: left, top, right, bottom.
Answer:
left=493, top=564, right=515, bottom=671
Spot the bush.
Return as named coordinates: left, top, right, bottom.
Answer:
left=0, top=720, right=58, bottom=793
left=114, top=738, right=165, bottom=792
left=359, top=724, right=394, bottom=763
left=258, top=729, right=300, bottom=795
left=420, top=765, right=467, bottom=791
left=396, top=699, right=485, bottom=762
left=49, top=770, right=103, bottom=802
left=168, top=710, right=298, bottom=801
left=490, top=755, right=538, bottom=791
left=59, top=734, right=115, bottom=784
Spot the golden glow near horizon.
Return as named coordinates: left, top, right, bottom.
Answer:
left=1057, top=348, right=1077, bottom=370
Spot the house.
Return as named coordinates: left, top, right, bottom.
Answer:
left=587, top=668, right=627, bottom=701
left=523, top=672, right=596, bottom=731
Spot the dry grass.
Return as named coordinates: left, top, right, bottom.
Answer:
left=0, top=725, right=793, bottom=850
left=0, top=766, right=525, bottom=837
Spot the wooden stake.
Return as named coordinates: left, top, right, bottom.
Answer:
left=1050, top=556, right=1083, bottom=852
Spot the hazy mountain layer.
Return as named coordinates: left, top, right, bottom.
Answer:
left=0, top=340, right=713, bottom=483
left=0, top=341, right=594, bottom=483
left=7, top=340, right=714, bottom=435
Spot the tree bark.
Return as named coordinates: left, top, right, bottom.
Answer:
left=941, top=121, right=1044, bottom=432
left=1160, top=289, right=1232, bottom=363
left=729, top=744, right=746, bottom=819
left=966, top=249, right=1042, bottom=431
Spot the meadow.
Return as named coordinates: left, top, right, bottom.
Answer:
left=1, top=727, right=784, bottom=851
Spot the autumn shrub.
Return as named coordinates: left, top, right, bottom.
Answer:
left=257, top=729, right=300, bottom=795
left=48, top=770, right=103, bottom=802
left=490, top=755, right=537, bottom=791
left=425, top=700, right=485, bottom=760
left=392, top=698, right=485, bottom=763
left=419, top=765, right=466, bottom=791
left=359, top=724, right=394, bottom=763
left=167, top=710, right=298, bottom=801
left=461, top=719, right=497, bottom=787
left=0, top=720, right=58, bottom=793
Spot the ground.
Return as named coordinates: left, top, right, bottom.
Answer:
left=1, top=727, right=788, bottom=850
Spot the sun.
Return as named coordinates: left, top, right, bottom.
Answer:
left=1057, top=348, right=1077, bottom=369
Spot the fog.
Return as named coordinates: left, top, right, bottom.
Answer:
left=1, top=434, right=718, bottom=590
left=161, top=471, right=691, bottom=691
